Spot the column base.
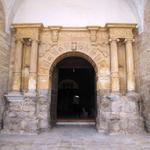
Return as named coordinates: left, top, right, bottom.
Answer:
left=5, top=92, right=24, bottom=102
left=105, top=92, right=121, bottom=101
left=126, top=91, right=137, bottom=95
left=126, top=92, right=141, bottom=102
left=24, top=91, right=37, bottom=97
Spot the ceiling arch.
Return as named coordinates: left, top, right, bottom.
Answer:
left=126, top=0, right=147, bottom=32
left=0, top=0, right=146, bottom=32
left=0, top=0, right=5, bottom=31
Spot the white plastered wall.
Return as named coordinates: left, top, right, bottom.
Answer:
left=0, top=0, right=146, bottom=32
left=13, top=0, right=137, bottom=27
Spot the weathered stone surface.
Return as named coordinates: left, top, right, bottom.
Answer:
left=0, top=31, right=10, bottom=130
left=2, top=93, right=144, bottom=135
left=1, top=96, right=52, bottom=134
left=37, top=96, right=50, bottom=131
left=97, top=93, right=145, bottom=134
left=2, top=97, right=39, bottom=134
left=0, top=4, right=10, bottom=130
left=135, top=1, right=150, bottom=132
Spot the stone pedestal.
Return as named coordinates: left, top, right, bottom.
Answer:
left=2, top=92, right=145, bottom=135
left=96, top=93, right=145, bottom=134
left=2, top=95, right=51, bottom=134
left=2, top=96, right=39, bottom=134
left=37, top=96, right=51, bottom=132
left=5, top=92, right=24, bottom=101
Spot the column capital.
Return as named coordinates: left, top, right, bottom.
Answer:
left=109, top=38, right=120, bottom=43
left=21, top=38, right=40, bottom=45
left=124, top=38, right=135, bottom=43
left=22, top=38, right=32, bottom=46
left=15, top=38, right=24, bottom=43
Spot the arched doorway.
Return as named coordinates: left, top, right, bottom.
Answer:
left=50, top=56, right=96, bottom=125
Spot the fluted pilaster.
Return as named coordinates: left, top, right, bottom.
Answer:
left=12, top=38, right=23, bottom=91
left=109, top=38, right=120, bottom=93
left=28, top=39, right=39, bottom=94
left=125, top=38, right=135, bottom=92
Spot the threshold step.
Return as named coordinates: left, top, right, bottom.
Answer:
left=56, top=121, right=95, bottom=125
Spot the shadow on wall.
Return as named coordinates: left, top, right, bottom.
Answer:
left=136, top=0, right=150, bottom=133
left=0, top=1, right=5, bottom=31
left=0, top=0, right=10, bottom=130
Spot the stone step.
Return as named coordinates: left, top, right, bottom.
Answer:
left=56, top=120, right=95, bottom=125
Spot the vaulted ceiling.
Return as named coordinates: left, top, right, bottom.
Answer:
left=0, top=0, right=147, bottom=32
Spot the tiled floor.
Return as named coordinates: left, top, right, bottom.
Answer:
left=0, top=125, right=150, bottom=150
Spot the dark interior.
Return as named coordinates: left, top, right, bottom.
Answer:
left=56, top=57, right=96, bottom=120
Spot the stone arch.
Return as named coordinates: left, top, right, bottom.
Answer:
left=38, top=43, right=110, bottom=92
left=49, top=51, right=98, bottom=126
left=49, top=51, right=98, bottom=79
left=38, top=29, right=110, bottom=94
left=0, top=1, right=5, bottom=31
left=46, top=50, right=102, bottom=92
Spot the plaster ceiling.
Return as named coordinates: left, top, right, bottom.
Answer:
left=0, top=0, right=147, bottom=32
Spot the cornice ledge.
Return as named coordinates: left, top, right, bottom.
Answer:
left=11, top=23, right=43, bottom=29
left=5, top=92, right=24, bottom=102
left=106, top=23, right=137, bottom=29
left=10, top=23, right=138, bottom=31
left=48, top=26, right=63, bottom=30
left=87, top=26, right=100, bottom=30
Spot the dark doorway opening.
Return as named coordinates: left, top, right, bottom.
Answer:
left=51, top=56, right=96, bottom=123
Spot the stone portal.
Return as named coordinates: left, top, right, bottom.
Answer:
left=2, top=23, right=145, bottom=134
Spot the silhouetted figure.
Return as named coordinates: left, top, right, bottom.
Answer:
left=73, top=95, right=80, bottom=118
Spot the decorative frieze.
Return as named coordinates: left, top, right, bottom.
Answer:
left=71, top=42, right=77, bottom=51
left=87, top=26, right=99, bottom=45
left=106, top=23, right=136, bottom=39
left=49, top=26, right=62, bottom=45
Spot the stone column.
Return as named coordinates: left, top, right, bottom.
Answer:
left=28, top=39, right=39, bottom=95
left=109, top=38, right=120, bottom=93
left=125, top=38, right=135, bottom=92
left=8, top=34, right=16, bottom=91
left=12, top=39, right=23, bottom=92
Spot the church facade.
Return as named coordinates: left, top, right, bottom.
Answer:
left=0, top=0, right=150, bottom=135
left=1, top=23, right=144, bottom=134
